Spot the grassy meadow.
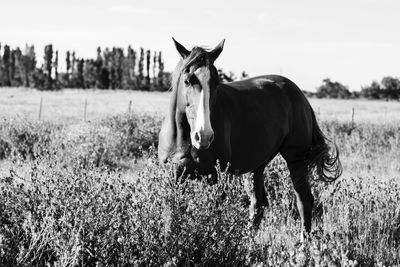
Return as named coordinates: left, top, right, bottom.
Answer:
left=2, top=87, right=400, bottom=123
left=0, top=87, right=400, bottom=266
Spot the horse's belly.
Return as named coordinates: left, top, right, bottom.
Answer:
left=230, top=124, right=285, bottom=173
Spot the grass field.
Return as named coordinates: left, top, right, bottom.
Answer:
left=1, top=88, right=400, bottom=266
left=2, top=87, right=400, bottom=123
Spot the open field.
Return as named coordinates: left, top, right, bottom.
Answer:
left=1, top=87, right=400, bottom=123
left=1, top=88, right=400, bottom=266
left=0, top=88, right=170, bottom=123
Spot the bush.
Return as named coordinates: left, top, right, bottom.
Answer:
left=0, top=150, right=250, bottom=266
left=0, top=117, right=60, bottom=160
left=0, top=114, right=161, bottom=167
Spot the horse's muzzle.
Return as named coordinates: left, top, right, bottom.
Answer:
left=191, top=131, right=214, bottom=150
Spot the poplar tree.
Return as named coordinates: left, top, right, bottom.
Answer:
left=109, top=47, right=117, bottom=89
left=77, top=58, right=84, bottom=88
left=54, top=50, right=59, bottom=85
left=0, top=43, right=2, bottom=85
left=71, top=51, right=76, bottom=76
left=11, top=48, right=24, bottom=86
left=152, top=51, right=157, bottom=86
left=65, top=51, right=71, bottom=85
left=114, top=47, right=124, bottom=89
left=10, top=49, right=16, bottom=85
left=102, top=48, right=112, bottom=89
left=123, top=46, right=136, bottom=89
left=157, top=51, right=164, bottom=89
left=23, top=45, right=36, bottom=87
left=66, top=51, right=71, bottom=73
left=84, top=59, right=96, bottom=88
left=2, top=45, right=11, bottom=86
left=128, top=46, right=136, bottom=76
left=43, top=44, right=53, bottom=89
left=95, top=47, right=104, bottom=88
left=146, top=49, right=151, bottom=87
left=138, top=48, right=144, bottom=86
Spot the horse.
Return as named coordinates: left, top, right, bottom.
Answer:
left=158, top=38, right=342, bottom=237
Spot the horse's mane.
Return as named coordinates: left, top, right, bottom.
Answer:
left=171, top=46, right=212, bottom=92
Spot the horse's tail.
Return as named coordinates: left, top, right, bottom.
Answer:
left=307, top=109, right=342, bottom=182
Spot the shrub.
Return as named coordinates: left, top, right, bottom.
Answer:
left=0, top=150, right=250, bottom=266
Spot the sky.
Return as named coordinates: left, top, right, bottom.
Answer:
left=1, top=0, right=399, bottom=91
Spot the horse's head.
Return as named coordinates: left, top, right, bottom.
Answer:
left=173, top=38, right=224, bottom=150
left=158, top=38, right=224, bottom=176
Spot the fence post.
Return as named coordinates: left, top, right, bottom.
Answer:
left=351, top=107, right=355, bottom=127
left=128, top=100, right=132, bottom=113
left=84, top=99, right=88, bottom=122
left=38, top=97, right=43, bottom=121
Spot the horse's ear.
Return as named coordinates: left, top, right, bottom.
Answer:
left=172, top=37, right=190, bottom=58
left=209, top=39, right=225, bottom=62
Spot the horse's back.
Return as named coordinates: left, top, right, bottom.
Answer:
left=223, top=74, right=313, bottom=135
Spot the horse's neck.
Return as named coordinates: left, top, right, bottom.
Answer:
left=213, top=85, right=243, bottom=124
left=211, top=86, right=243, bottom=161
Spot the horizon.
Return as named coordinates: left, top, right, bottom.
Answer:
left=1, top=0, right=399, bottom=91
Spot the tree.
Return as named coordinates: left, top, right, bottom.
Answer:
left=145, top=49, right=151, bottom=88
left=361, top=81, right=381, bottom=99
left=22, top=45, right=36, bottom=87
left=43, top=44, right=53, bottom=89
left=0, top=43, right=2, bottom=85
left=316, top=78, right=351, bottom=99
left=71, top=51, right=76, bottom=77
left=157, top=51, right=165, bottom=89
left=77, top=58, right=84, bottom=88
left=102, top=48, right=112, bottom=89
left=128, top=46, right=136, bottom=77
left=122, top=46, right=137, bottom=89
left=11, top=48, right=24, bottom=87
left=54, top=50, right=59, bottom=87
left=218, top=68, right=236, bottom=83
left=112, top=47, right=124, bottom=89
left=10, top=49, right=16, bottom=85
left=138, top=48, right=144, bottom=86
left=66, top=51, right=71, bottom=75
left=2, top=45, right=11, bottom=86
left=83, top=59, right=97, bottom=88
left=381, top=76, right=400, bottom=100
left=152, top=51, right=157, bottom=85
left=94, top=47, right=103, bottom=88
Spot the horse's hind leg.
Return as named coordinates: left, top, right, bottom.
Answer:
left=249, top=166, right=268, bottom=229
left=281, top=153, right=314, bottom=237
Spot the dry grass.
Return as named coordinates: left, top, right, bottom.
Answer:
left=310, top=98, right=400, bottom=123
left=0, top=88, right=170, bottom=123
left=1, top=87, right=400, bottom=124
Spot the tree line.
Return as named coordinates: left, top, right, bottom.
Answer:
left=0, top=43, right=169, bottom=90
left=1, top=42, right=399, bottom=99
left=303, top=77, right=400, bottom=100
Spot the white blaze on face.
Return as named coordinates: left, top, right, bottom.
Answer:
left=191, top=67, right=214, bottom=149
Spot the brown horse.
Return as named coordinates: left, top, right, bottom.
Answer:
left=158, top=38, right=342, bottom=236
